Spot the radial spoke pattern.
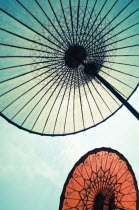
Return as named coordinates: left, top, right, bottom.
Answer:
left=0, top=0, right=139, bottom=136
left=59, top=148, right=138, bottom=210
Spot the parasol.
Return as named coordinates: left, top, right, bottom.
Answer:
left=0, top=0, right=139, bottom=136
left=59, top=147, right=139, bottom=210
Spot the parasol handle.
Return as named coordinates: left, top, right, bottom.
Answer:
left=96, top=74, right=139, bottom=120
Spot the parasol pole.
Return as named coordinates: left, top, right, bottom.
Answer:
left=95, top=74, right=139, bottom=120
left=78, top=59, right=139, bottom=120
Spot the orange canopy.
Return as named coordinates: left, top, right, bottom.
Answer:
left=59, top=148, right=138, bottom=210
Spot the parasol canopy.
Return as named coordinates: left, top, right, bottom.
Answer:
left=0, top=0, right=139, bottom=136
left=59, top=147, right=139, bottom=210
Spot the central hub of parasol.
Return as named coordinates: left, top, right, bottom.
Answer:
left=93, top=193, right=104, bottom=210
left=65, top=45, right=86, bottom=68
left=93, top=192, right=115, bottom=210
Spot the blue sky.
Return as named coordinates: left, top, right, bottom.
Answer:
left=0, top=89, right=139, bottom=210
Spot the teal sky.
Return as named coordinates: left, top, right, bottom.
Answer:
left=0, top=0, right=139, bottom=209
left=0, top=90, right=139, bottom=210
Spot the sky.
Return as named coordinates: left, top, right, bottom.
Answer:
left=0, top=89, right=139, bottom=210
left=0, top=0, right=139, bottom=209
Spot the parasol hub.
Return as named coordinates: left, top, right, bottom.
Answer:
left=64, top=45, right=86, bottom=68
left=93, top=193, right=105, bottom=210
